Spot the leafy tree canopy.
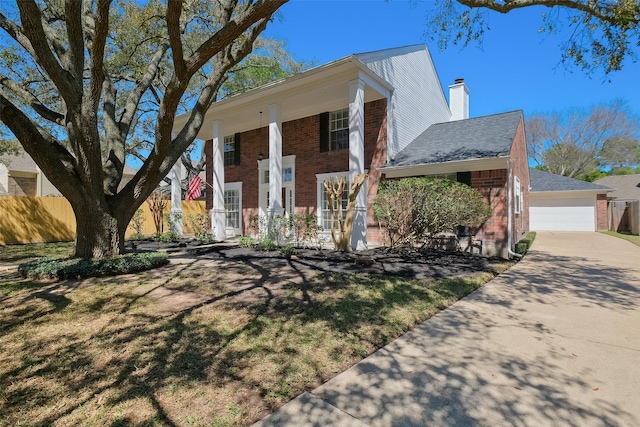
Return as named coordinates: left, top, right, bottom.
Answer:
left=426, top=0, right=640, bottom=74
left=527, top=101, right=640, bottom=179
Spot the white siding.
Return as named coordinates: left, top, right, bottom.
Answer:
left=0, top=164, right=8, bottom=194
left=357, top=45, right=451, bottom=159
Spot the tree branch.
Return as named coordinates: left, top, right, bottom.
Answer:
left=0, top=73, right=65, bottom=125
left=456, top=0, right=639, bottom=26
left=17, top=0, right=80, bottom=106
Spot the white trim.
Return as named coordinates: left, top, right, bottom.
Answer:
left=381, top=157, right=511, bottom=178
left=212, top=121, right=226, bottom=241
left=268, top=103, right=283, bottom=216
left=514, top=175, right=522, bottom=215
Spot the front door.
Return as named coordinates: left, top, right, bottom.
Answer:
left=258, top=155, right=296, bottom=220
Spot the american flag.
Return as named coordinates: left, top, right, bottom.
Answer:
left=186, top=172, right=202, bottom=201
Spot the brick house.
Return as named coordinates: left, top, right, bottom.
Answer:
left=174, top=45, right=530, bottom=257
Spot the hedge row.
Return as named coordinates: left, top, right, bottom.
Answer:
left=18, top=251, right=169, bottom=280
left=515, top=232, right=537, bottom=256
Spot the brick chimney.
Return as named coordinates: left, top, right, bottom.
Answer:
left=449, top=78, right=469, bottom=121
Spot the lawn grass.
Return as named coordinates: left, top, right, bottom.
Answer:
left=0, top=254, right=512, bottom=426
left=0, top=241, right=74, bottom=263
left=601, top=231, right=640, bottom=247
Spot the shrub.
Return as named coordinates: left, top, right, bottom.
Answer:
left=128, top=209, right=146, bottom=236
left=290, top=213, right=322, bottom=248
left=18, top=252, right=169, bottom=280
left=238, top=235, right=256, bottom=249
left=128, top=232, right=145, bottom=241
left=373, top=177, right=492, bottom=249
left=279, top=244, right=297, bottom=257
left=185, top=213, right=212, bottom=243
left=515, top=231, right=537, bottom=256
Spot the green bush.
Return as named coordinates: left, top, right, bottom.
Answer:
left=514, top=231, right=537, bottom=256
left=373, top=177, right=492, bottom=248
left=279, top=244, right=297, bottom=257
left=185, top=213, right=212, bottom=243
left=128, top=209, right=146, bottom=235
left=18, top=252, right=169, bottom=280
left=238, top=235, right=256, bottom=249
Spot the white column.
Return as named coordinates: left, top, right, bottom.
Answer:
left=268, top=103, right=283, bottom=217
left=349, top=78, right=367, bottom=250
left=170, top=159, right=184, bottom=236
left=212, top=120, right=227, bottom=241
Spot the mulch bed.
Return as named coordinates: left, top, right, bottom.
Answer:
left=133, top=239, right=504, bottom=281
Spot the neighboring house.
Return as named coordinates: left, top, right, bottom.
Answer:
left=529, top=169, right=610, bottom=231
left=173, top=44, right=530, bottom=257
left=0, top=151, right=137, bottom=196
left=593, top=174, right=640, bottom=201
left=0, top=151, right=60, bottom=196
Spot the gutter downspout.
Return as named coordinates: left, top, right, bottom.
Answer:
left=507, top=160, right=523, bottom=260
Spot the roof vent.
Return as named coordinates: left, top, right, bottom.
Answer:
left=454, top=78, right=465, bottom=84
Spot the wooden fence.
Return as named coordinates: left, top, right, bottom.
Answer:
left=0, top=196, right=206, bottom=245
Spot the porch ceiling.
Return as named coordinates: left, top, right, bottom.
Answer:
left=174, top=57, right=391, bottom=140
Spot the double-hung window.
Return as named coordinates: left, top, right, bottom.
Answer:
left=223, top=135, right=235, bottom=166
left=329, top=109, right=349, bottom=151
left=514, top=176, right=522, bottom=214
left=317, top=172, right=349, bottom=231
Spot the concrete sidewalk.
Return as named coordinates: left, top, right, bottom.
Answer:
left=254, top=231, right=640, bottom=426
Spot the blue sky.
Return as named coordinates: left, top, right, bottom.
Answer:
left=264, top=0, right=640, bottom=119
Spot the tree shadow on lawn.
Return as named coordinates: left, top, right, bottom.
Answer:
left=0, top=246, right=492, bottom=426
left=2, top=244, right=638, bottom=426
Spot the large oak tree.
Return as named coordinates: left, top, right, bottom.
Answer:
left=0, top=0, right=287, bottom=258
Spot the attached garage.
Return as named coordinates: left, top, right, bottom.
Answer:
left=529, top=170, right=610, bottom=232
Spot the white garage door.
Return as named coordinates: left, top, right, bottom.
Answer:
left=530, top=196, right=596, bottom=231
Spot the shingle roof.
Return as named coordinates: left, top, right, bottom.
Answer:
left=593, top=174, right=640, bottom=200
left=1, top=151, right=38, bottom=173
left=530, top=169, right=611, bottom=192
left=385, top=110, right=523, bottom=167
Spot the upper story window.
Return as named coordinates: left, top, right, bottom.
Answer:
left=329, top=108, right=349, bottom=151
left=223, top=135, right=235, bottom=166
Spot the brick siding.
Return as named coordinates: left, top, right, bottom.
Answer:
left=596, top=194, right=608, bottom=230
left=509, top=117, right=530, bottom=246
left=471, top=169, right=509, bottom=257
left=8, top=176, right=36, bottom=196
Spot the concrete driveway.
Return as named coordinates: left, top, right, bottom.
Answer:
left=255, top=231, right=640, bottom=426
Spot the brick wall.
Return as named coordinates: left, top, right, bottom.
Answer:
left=206, top=99, right=388, bottom=236
left=471, top=169, right=509, bottom=257
left=8, top=176, right=37, bottom=197
left=597, top=193, right=608, bottom=230
left=510, top=116, right=530, bottom=245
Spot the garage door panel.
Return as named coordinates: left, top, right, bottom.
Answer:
left=530, top=197, right=595, bottom=231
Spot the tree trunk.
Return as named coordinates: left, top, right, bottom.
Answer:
left=73, top=201, right=130, bottom=258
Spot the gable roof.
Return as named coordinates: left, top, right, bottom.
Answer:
left=384, top=110, right=523, bottom=168
left=1, top=151, right=38, bottom=173
left=593, top=174, right=640, bottom=200
left=530, top=169, right=611, bottom=192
